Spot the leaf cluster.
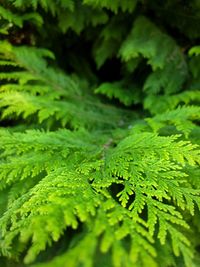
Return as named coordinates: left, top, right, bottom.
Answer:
left=0, top=1, right=200, bottom=267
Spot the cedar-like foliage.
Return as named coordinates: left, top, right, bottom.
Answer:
left=0, top=1, right=200, bottom=267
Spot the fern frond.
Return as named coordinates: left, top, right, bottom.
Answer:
left=92, top=16, right=126, bottom=68
left=0, top=130, right=199, bottom=266
left=145, top=106, right=200, bottom=137
left=105, top=132, right=200, bottom=264
left=0, top=41, right=131, bottom=129
left=95, top=81, right=141, bottom=106
left=0, top=5, right=43, bottom=27
left=58, top=4, right=108, bottom=34
left=144, top=90, right=200, bottom=114
left=119, top=16, right=188, bottom=95
left=83, top=0, right=137, bottom=13
left=9, top=0, right=74, bottom=14
left=0, top=5, right=23, bottom=27
left=32, top=232, right=98, bottom=267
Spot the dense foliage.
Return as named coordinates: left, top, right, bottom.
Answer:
left=0, top=1, right=200, bottom=266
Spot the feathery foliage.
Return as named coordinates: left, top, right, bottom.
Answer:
left=0, top=1, right=200, bottom=267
